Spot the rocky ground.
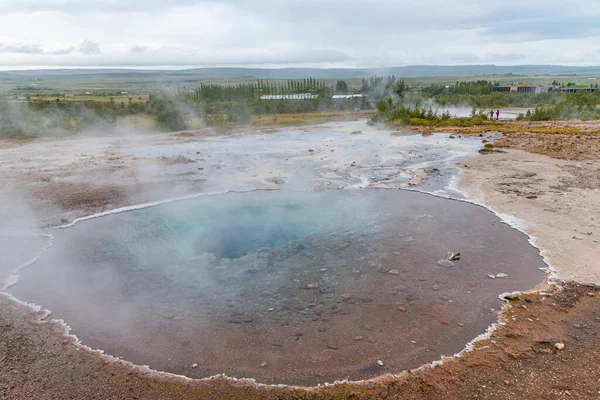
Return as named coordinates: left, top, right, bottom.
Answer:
left=1, top=121, right=600, bottom=399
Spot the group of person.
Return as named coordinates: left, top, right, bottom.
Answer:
left=490, top=110, right=500, bottom=120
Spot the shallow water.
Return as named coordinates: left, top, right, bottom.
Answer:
left=8, top=189, right=546, bottom=385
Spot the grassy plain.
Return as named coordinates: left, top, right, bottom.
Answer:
left=28, top=94, right=150, bottom=103
left=3, top=70, right=600, bottom=96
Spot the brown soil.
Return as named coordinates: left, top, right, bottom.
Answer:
left=416, top=120, right=600, bottom=136
left=493, top=132, right=600, bottom=160
left=32, top=183, right=129, bottom=214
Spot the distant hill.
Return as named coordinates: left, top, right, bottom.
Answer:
left=2, top=65, right=600, bottom=80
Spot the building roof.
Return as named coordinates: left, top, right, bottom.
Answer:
left=332, top=94, right=365, bottom=99
left=260, top=93, right=319, bottom=100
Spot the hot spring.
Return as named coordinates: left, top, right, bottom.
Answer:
left=8, top=189, right=545, bottom=385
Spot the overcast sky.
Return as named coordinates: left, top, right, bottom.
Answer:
left=1, top=0, right=599, bottom=70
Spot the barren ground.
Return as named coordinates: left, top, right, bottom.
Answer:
left=1, top=120, right=600, bottom=399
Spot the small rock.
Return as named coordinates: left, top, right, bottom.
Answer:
left=272, top=341, right=284, bottom=347
left=366, top=336, right=378, bottom=343
left=496, top=273, right=508, bottom=278
left=504, top=293, right=520, bottom=300
left=555, top=343, right=565, bottom=351
left=437, top=260, right=455, bottom=267
left=587, top=292, right=596, bottom=297
left=487, top=274, right=496, bottom=279
left=341, top=293, right=352, bottom=300
left=191, top=363, right=198, bottom=368
left=447, top=252, right=461, bottom=261
left=377, top=265, right=391, bottom=273
left=458, top=323, right=465, bottom=327
left=397, top=306, right=407, bottom=312
left=376, top=360, right=384, bottom=366
left=389, top=269, right=400, bottom=275
left=327, top=343, right=339, bottom=350
left=410, top=340, right=417, bottom=344
left=504, top=380, right=510, bottom=386
left=306, top=282, right=319, bottom=289
left=432, top=285, right=440, bottom=291
left=354, top=336, right=364, bottom=341
left=260, top=362, right=268, bottom=368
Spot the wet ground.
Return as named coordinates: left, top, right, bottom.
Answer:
left=7, top=189, right=546, bottom=385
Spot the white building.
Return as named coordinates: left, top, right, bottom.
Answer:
left=260, top=93, right=319, bottom=100
left=331, top=94, right=365, bottom=99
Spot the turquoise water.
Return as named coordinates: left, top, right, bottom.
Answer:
left=76, top=191, right=378, bottom=271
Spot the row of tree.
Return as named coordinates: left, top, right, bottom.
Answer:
left=186, top=79, right=334, bottom=102
left=360, top=76, right=407, bottom=98
left=421, top=80, right=500, bottom=96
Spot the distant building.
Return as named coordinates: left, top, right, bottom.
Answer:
left=492, top=85, right=558, bottom=94
left=517, top=85, right=536, bottom=93
left=561, top=87, right=600, bottom=93
left=260, top=93, right=319, bottom=100
left=332, top=94, right=365, bottom=99
left=492, top=86, right=511, bottom=93
left=64, top=94, right=75, bottom=97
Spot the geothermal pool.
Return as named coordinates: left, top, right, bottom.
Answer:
left=8, top=188, right=546, bottom=385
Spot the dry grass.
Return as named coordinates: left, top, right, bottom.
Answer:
left=423, top=120, right=600, bottom=136
left=494, top=132, right=600, bottom=160
left=406, top=120, right=600, bottom=160
left=29, top=95, right=149, bottom=103
left=251, top=110, right=375, bottom=126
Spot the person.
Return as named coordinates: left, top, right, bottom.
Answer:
left=490, top=110, right=494, bottom=119
left=496, top=110, right=500, bottom=120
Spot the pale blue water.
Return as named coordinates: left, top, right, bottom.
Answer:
left=66, top=190, right=380, bottom=277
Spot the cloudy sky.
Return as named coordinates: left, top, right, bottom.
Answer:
left=0, top=0, right=599, bottom=70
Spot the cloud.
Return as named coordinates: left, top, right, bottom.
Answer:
left=0, top=43, right=45, bottom=54
left=0, top=0, right=599, bottom=68
left=0, top=40, right=100, bottom=56
left=77, top=40, right=100, bottom=55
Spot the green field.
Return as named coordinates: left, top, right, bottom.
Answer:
left=2, top=67, right=600, bottom=97
left=27, top=94, right=150, bottom=103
